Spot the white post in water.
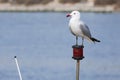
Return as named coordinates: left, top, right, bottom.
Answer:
left=14, top=56, right=23, bottom=80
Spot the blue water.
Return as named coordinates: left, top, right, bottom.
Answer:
left=0, top=12, right=120, bottom=80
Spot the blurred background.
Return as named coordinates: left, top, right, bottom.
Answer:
left=0, top=0, right=120, bottom=12
left=0, top=0, right=120, bottom=80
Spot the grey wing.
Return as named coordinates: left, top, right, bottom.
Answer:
left=80, top=23, right=92, bottom=38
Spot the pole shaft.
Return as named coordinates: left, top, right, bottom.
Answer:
left=14, top=57, right=23, bottom=80
left=76, top=60, right=80, bottom=80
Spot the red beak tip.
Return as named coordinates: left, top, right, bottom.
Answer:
left=66, top=14, right=70, bottom=17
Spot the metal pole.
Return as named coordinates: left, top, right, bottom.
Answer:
left=72, top=45, right=84, bottom=80
left=76, top=60, right=80, bottom=80
left=14, top=56, right=23, bottom=80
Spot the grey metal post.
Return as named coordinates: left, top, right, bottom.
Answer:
left=76, top=60, right=80, bottom=80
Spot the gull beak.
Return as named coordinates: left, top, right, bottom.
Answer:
left=66, top=14, right=71, bottom=17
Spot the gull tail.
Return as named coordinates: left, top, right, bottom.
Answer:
left=90, top=37, right=100, bottom=42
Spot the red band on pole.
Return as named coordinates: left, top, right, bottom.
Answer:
left=72, top=45, right=84, bottom=60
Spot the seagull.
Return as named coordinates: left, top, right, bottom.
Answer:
left=66, top=11, right=100, bottom=46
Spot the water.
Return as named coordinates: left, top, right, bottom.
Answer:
left=0, top=12, right=120, bottom=80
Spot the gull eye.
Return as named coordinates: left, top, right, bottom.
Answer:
left=74, top=13, right=76, bottom=15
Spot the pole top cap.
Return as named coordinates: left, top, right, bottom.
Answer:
left=72, top=45, right=84, bottom=48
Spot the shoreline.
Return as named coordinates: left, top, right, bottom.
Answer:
left=0, top=3, right=116, bottom=13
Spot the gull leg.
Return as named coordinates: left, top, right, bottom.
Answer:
left=82, top=37, right=83, bottom=46
left=76, top=36, right=78, bottom=46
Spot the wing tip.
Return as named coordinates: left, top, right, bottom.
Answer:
left=91, top=37, right=100, bottom=42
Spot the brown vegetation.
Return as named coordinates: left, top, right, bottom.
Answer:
left=59, top=0, right=81, bottom=3
left=0, top=0, right=8, bottom=3
left=95, top=0, right=116, bottom=5
left=94, top=0, right=120, bottom=6
left=0, top=0, right=53, bottom=5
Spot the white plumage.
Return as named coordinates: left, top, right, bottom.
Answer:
left=67, top=11, right=100, bottom=45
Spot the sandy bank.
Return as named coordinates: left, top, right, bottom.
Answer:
left=0, top=2, right=115, bottom=12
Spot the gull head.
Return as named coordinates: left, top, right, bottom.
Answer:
left=66, top=11, right=80, bottom=19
